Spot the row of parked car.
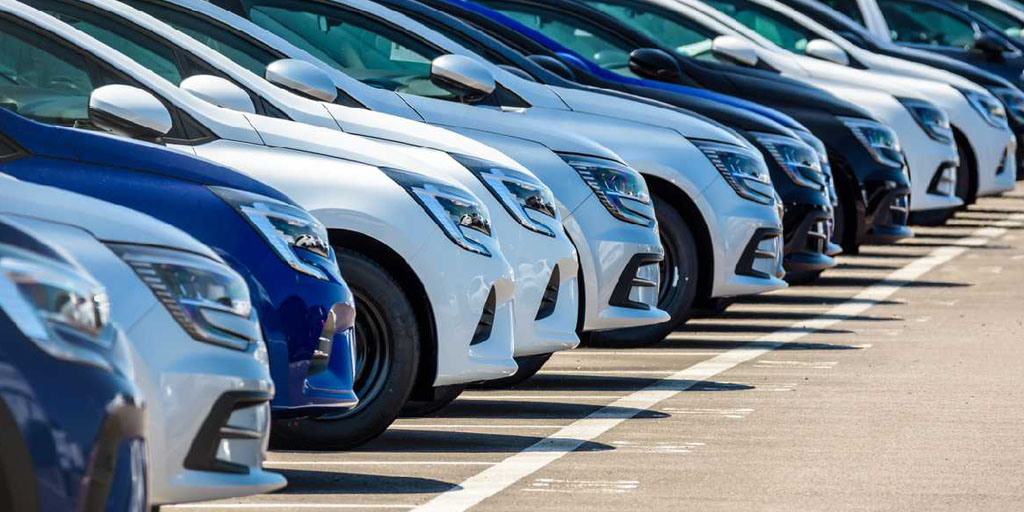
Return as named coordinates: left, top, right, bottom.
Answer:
left=1, top=0, right=1020, bottom=508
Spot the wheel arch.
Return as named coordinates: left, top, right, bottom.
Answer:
left=327, top=229, right=438, bottom=400
left=952, top=126, right=979, bottom=205
left=642, top=174, right=715, bottom=305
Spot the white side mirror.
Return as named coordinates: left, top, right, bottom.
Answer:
left=711, top=35, right=759, bottom=67
left=265, top=59, right=338, bottom=102
left=805, top=39, right=850, bottom=66
left=430, top=54, right=496, bottom=101
left=88, top=84, right=172, bottom=140
left=180, top=75, right=256, bottom=113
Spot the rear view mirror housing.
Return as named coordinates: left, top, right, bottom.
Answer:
left=430, top=54, right=497, bottom=101
left=88, top=84, right=172, bottom=141
left=180, top=75, right=256, bottom=114
left=711, top=35, right=759, bottom=67
left=528, top=54, right=576, bottom=81
left=265, top=59, right=339, bottom=102
left=805, top=39, right=850, bottom=66
left=628, top=48, right=683, bottom=81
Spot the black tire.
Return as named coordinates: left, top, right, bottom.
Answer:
left=585, top=196, right=699, bottom=348
left=470, top=353, right=553, bottom=389
left=832, top=172, right=859, bottom=255
left=953, top=131, right=976, bottom=207
left=271, top=248, right=420, bottom=450
left=784, top=269, right=825, bottom=285
left=399, top=384, right=466, bottom=417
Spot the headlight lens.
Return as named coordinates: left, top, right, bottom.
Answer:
left=0, top=244, right=115, bottom=370
left=753, top=133, right=826, bottom=190
left=793, top=130, right=838, bottom=206
left=960, top=88, right=1009, bottom=129
left=992, top=87, right=1024, bottom=125
left=211, top=187, right=336, bottom=282
left=897, top=98, right=954, bottom=144
left=692, top=140, right=775, bottom=204
left=451, top=154, right=559, bottom=237
left=840, top=117, right=904, bottom=168
left=383, top=168, right=494, bottom=256
left=559, top=154, right=654, bottom=226
left=111, top=244, right=258, bottom=351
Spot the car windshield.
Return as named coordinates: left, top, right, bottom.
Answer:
left=878, top=0, right=978, bottom=48
left=213, top=0, right=455, bottom=99
left=956, top=0, right=1024, bottom=37
left=704, top=0, right=820, bottom=55
left=582, top=0, right=720, bottom=61
left=475, top=1, right=640, bottom=76
left=817, top=0, right=867, bottom=26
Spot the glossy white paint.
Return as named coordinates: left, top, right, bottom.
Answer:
left=0, top=180, right=284, bottom=504
left=679, top=0, right=1017, bottom=200
left=7, top=2, right=519, bottom=390
left=168, top=0, right=786, bottom=304
left=57, top=0, right=581, bottom=357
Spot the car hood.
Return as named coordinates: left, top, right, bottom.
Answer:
left=0, top=178, right=218, bottom=258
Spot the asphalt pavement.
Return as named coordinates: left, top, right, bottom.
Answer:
left=167, top=185, right=1024, bottom=512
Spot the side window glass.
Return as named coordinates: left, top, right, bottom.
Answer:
left=879, top=0, right=977, bottom=48
left=586, top=1, right=716, bottom=59
left=0, top=18, right=97, bottom=126
left=962, top=1, right=1023, bottom=36
left=120, top=0, right=284, bottom=77
left=0, top=134, right=25, bottom=161
left=238, top=0, right=454, bottom=99
left=24, top=0, right=184, bottom=84
left=818, top=0, right=867, bottom=26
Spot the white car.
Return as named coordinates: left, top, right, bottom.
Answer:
left=34, top=0, right=581, bottom=391
left=168, top=0, right=788, bottom=345
left=0, top=178, right=286, bottom=504
left=4, top=0, right=517, bottom=448
left=674, top=0, right=1017, bottom=205
left=119, top=0, right=673, bottom=348
left=693, top=0, right=1018, bottom=201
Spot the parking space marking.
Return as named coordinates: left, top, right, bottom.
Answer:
left=408, top=214, right=1023, bottom=512
left=753, top=360, right=838, bottom=369
left=390, top=424, right=565, bottom=429
left=661, top=407, right=754, bottom=419
left=610, top=440, right=705, bottom=454
left=265, top=461, right=497, bottom=467
left=523, top=478, right=639, bottom=494
left=458, top=394, right=629, bottom=400
left=537, top=370, right=676, bottom=375
left=167, top=505, right=415, bottom=509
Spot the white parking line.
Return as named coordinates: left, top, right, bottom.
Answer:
left=459, top=395, right=629, bottom=400
left=390, top=424, right=564, bottom=429
left=265, top=461, right=497, bottom=466
left=537, top=370, right=676, bottom=375
left=408, top=214, right=1024, bottom=512
left=165, top=505, right=414, bottom=509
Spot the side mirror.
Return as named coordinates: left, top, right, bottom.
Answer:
left=805, top=39, right=850, bottom=66
left=711, top=35, right=759, bottom=67
left=528, top=54, right=576, bottom=81
left=180, top=75, right=255, bottom=114
left=628, top=47, right=682, bottom=81
left=972, top=32, right=1008, bottom=59
left=430, top=54, right=496, bottom=101
left=265, top=59, right=338, bottom=102
left=88, top=84, right=172, bottom=141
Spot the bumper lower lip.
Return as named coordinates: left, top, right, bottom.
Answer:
left=736, top=227, right=786, bottom=280
left=783, top=207, right=838, bottom=273
left=184, top=390, right=273, bottom=475
left=608, top=252, right=662, bottom=311
left=864, top=185, right=914, bottom=244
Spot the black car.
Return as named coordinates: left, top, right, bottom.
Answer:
left=376, top=0, right=840, bottom=289
left=442, top=0, right=913, bottom=254
left=778, top=0, right=1024, bottom=179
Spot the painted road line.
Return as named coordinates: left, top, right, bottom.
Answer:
left=407, top=214, right=1023, bottom=512
left=166, top=505, right=414, bottom=509
left=390, top=424, right=565, bottom=429
left=265, top=461, right=498, bottom=466
left=537, top=370, right=676, bottom=375
left=458, top=395, right=631, bottom=400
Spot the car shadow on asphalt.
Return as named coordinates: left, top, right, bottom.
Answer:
left=654, top=339, right=866, bottom=351
left=431, top=399, right=669, bottom=420
left=717, top=310, right=899, bottom=322
left=833, top=261, right=904, bottom=270
left=808, top=275, right=970, bottom=287
left=353, top=429, right=614, bottom=453
left=510, top=375, right=753, bottom=394
left=679, top=323, right=854, bottom=334
left=270, top=469, right=458, bottom=494
left=736, top=294, right=901, bottom=306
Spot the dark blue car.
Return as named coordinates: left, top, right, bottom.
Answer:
left=0, top=219, right=146, bottom=511
left=0, top=107, right=358, bottom=419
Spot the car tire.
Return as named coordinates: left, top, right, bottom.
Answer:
left=832, top=172, right=859, bottom=255
left=585, top=196, right=698, bottom=347
left=399, top=384, right=466, bottom=417
left=909, top=207, right=957, bottom=226
left=953, top=134, right=977, bottom=207
left=470, top=353, right=553, bottom=389
left=271, top=248, right=420, bottom=450
left=784, top=269, right=824, bottom=285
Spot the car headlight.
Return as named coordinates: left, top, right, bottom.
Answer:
left=692, top=140, right=775, bottom=204
left=383, top=168, right=494, bottom=256
left=559, top=154, right=655, bottom=226
left=211, top=187, right=337, bottom=282
left=992, top=87, right=1024, bottom=125
left=897, top=98, right=954, bottom=144
left=960, top=88, right=1009, bottom=129
left=451, top=153, right=559, bottom=237
left=111, top=244, right=258, bottom=351
left=840, top=117, right=904, bottom=168
left=0, top=244, right=116, bottom=371
left=793, top=130, right=838, bottom=206
left=753, top=133, right=825, bottom=190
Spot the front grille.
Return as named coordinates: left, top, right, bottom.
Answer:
left=470, top=287, right=497, bottom=346
left=535, top=267, right=560, bottom=321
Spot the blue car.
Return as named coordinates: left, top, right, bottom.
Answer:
left=0, top=108, right=357, bottom=417
left=0, top=218, right=146, bottom=511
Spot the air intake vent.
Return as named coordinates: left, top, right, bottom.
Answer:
left=535, top=267, right=560, bottom=320
left=470, top=287, right=497, bottom=346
